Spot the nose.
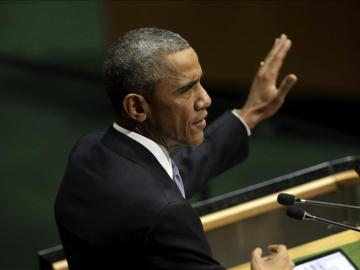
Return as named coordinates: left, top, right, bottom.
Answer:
left=195, top=84, right=212, bottom=111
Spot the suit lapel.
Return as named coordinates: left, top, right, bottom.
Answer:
left=101, top=127, right=184, bottom=199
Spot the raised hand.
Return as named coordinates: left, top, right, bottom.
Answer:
left=236, top=34, right=298, bottom=129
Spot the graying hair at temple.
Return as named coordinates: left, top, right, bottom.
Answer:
left=103, top=27, right=190, bottom=114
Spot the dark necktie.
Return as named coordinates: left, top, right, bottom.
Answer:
left=171, top=160, right=186, bottom=199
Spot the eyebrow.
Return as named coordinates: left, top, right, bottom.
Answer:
left=176, top=72, right=204, bottom=92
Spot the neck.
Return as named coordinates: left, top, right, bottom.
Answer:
left=116, top=118, right=177, bottom=152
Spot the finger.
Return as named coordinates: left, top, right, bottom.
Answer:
left=267, top=38, right=292, bottom=74
left=258, top=35, right=290, bottom=82
left=251, top=248, right=263, bottom=270
left=252, top=247, right=263, bottom=260
left=278, top=74, right=297, bottom=98
left=268, top=244, right=287, bottom=254
left=262, top=34, right=286, bottom=66
left=267, top=244, right=280, bottom=253
left=262, top=37, right=280, bottom=64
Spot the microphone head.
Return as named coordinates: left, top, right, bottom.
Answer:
left=286, top=207, right=306, bottom=220
left=277, top=193, right=297, bottom=205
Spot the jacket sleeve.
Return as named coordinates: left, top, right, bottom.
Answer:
left=144, top=201, right=225, bottom=270
left=171, top=111, right=249, bottom=198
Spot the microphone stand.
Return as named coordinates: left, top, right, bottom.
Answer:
left=300, top=199, right=360, bottom=210
left=304, top=212, right=360, bottom=232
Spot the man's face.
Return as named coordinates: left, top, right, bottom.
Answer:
left=145, top=47, right=212, bottom=149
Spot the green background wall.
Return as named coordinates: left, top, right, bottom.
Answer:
left=1, top=2, right=107, bottom=269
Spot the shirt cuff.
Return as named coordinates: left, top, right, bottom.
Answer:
left=231, top=109, right=251, bottom=136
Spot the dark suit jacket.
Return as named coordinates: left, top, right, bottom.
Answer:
left=55, top=111, right=249, bottom=269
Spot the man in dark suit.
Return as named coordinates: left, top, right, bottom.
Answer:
left=55, top=28, right=297, bottom=269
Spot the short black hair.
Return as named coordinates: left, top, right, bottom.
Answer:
left=103, top=27, right=190, bottom=115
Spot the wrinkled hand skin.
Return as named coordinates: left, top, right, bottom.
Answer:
left=251, top=245, right=295, bottom=270
left=237, top=34, right=298, bottom=129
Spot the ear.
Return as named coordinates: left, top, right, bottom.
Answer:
left=122, top=93, right=148, bottom=122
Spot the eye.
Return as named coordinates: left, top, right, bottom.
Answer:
left=176, top=80, right=198, bottom=95
left=184, top=84, right=194, bottom=92
left=180, top=82, right=197, bottom=94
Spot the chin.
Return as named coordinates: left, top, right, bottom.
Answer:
left=173, top=133, right=204, bottom=148
left=188, top=135, right=205, bottom=146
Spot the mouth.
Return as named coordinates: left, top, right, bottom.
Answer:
left=193, top=119, right=206, bottom=129
left=192, top=113, right=208, bottom=129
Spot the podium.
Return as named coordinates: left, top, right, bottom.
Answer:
left=198, top=156, right=360, bottom=268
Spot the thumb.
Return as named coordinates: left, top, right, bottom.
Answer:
left=251, top=248, right=263, bottom=270
left=278, top=74, right=297, bottom=98
left=252, top=247, right=263, bottom=260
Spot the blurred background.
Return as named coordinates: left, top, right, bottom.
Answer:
left=1, top=1, right=360, bottom=269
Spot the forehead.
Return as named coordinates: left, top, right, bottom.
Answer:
left=162, top=47, right=202, bottom=84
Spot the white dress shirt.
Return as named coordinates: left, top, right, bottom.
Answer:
left=112, top=112, right=250, bottom=179
left=231, top=109, right=251, bottom=136
left=112, top=123, right=173, bottom=178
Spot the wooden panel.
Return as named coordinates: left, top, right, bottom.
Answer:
left=201, top=170, right=360, bottom=232
left=104, top=1, right=360, bottom=98
left=52, top=260, right=67, bottom=270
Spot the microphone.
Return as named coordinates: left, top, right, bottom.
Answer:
left=277, top=193, right=360, bottom=210
left=277, top=193, right=301, bottom=205
left=286, top=206, right=360, bottom=232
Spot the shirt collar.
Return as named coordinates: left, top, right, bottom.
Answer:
left=112, top=122, right=173, bottom=178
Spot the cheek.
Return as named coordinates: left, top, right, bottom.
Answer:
left=173, top=112, right=188, bottom=134
left=181, top=110, right=196, bottom=138
left=152, top=98, right=195, bottom=141
left=164, top=107, right=191, bottom=138
left=157, top=107, right=184, bottom=133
